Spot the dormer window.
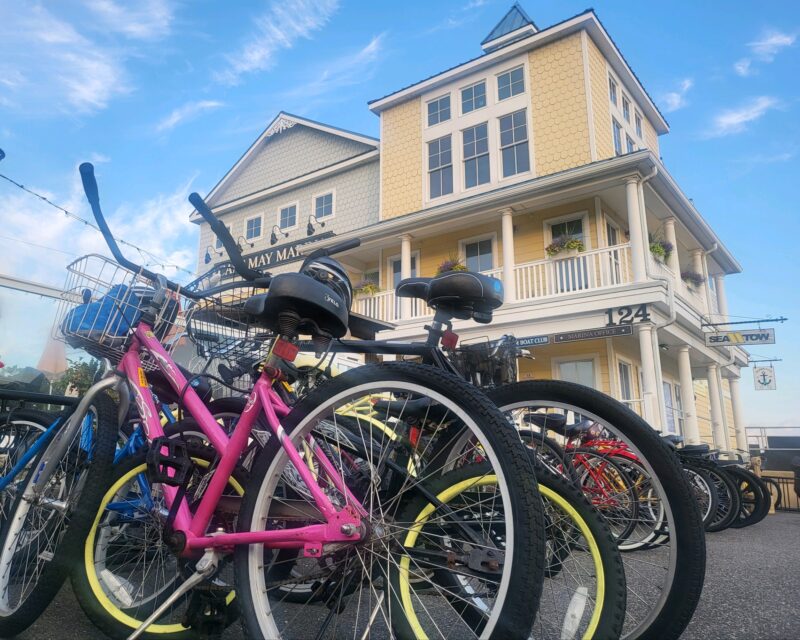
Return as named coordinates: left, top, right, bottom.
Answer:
left=497, top=66, right=524, bottom=101
left=427, top=95, right=451, bottom=126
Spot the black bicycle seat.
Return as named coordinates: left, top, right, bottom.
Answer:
left=396, top=271, right=503, bottom=323
left=521, top=413, right=568, bottom=431
left=680, top=443, right=711, bottom=456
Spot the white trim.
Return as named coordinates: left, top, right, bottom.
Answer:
left=425, top=93, right=453, bottom=128
left=243, top=214, right=263, bottom=241
left=616, top=354, right=636, bottom=401
left=543, top=210, right=593, bottom=250
left=581, top=31, right=597, bottom=162
left=482, top=23, right=537, bottom=52
left=386, top=250, right=420, bottom=288
left=459, top=79, right=488, bottom=116
left=369, top=12, right=669, bottom=135
left=551, top=354, right=602, bottom=390
left=311, top=188, right=336, bottom=221
left=495, top=64, right=526, bottom=102
left=458, top=232, right=498, bottom=271
left=277, top=201, right=300, bottom=232
left=607, top=67, right=645, bottom=151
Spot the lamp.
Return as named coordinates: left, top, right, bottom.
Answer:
left=236, top=235, right=255, bottom=251
left=270, top=225, right=289, bottom=246
left=203, top=245, right=223, bottom=264
left=307, top=214, right=326, bottom=236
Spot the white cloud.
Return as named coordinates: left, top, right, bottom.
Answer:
left=0, top=4, right=129, bottom=114
left=733, top=29, right=796, bottom=77
left=156, top=100, right=225, bottom=132
left=283, top=34, right=385, bottom=100
left=661, top=78, right=693, bottom=113
left=83, top=0, right=174, bottom=40
left=706, top=96, right=779, bottom=137
left=214, top=0, right=340, bottom=86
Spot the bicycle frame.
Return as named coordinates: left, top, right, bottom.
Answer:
left=121, top=322, right=364, bottom=556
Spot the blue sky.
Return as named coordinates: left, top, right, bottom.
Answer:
left=0, top=0, right=798, bottom=425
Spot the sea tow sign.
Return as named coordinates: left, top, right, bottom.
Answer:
left=704, top=328, right=775, bottom=347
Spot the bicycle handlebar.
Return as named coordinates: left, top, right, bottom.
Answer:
left=79, top=162, right=201, bottom=300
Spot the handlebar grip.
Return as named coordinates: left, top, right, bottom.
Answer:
left=79, top=162, right=100, bottom=207
left=0, top=148, right=6, bottom=162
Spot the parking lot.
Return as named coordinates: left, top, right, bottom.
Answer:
left=17, top=512, right=800, bottom=640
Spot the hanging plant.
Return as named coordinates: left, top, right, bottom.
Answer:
left=436, top=255, right=468, bottom=274
left=649, top=239, right=674, bottom=261
left=681, top=270, right=705, bottom=287
left=353, top=280, right=381, bottom=296
left=545, top=235, right=585, bottom=257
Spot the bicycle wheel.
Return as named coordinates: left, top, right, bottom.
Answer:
left=71, top=446, right=247, bottom=639
left=726, top=467, right=770, bottom=529
left=762, top=477, right=782, bottom=509
left=234, top=362, right=546, bottom=639
left=681, top=459, right=740, bottom=533
left=0, top=392, right=118, bottom=637
left=683, top=467, right=718, bottom=528
left=0, top=409, right=53, bottom=522
left=488, top=380, right=706, bottom=640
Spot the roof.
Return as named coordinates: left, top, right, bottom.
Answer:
left=202, top=111, right=379, bottom=209
left=367, top=9, right=669, bottom=135
left=481, top=3, right=537, bottom=46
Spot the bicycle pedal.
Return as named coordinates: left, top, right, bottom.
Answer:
left=146, top=436, right=192, bottom=487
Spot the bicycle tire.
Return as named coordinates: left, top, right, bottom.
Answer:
left=234, top=362, right=546, bottom=639
left=726, top=467, right=770, bottom=529
left=680, top=459, right=740, bottom=532
left=0, top=392, right=118, bottom=637
left=71, top=444, right=247, bottom=639
left=762, top=477, right=782, bottom=509
left=487, top=380, right=706, bottom=640
left=683, top=467, right=719, bottom=528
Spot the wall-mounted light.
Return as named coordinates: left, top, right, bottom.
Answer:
left=270, top=225, right=289, bottom=246
left=236, top=235, right=255, bottom=252
left=307, top=214, right=326, bottom=236
left=203, top=245, right=223, bottom=264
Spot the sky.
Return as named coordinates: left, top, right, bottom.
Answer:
left=0, top=0, right=798, bottom=426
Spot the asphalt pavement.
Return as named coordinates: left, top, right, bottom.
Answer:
left=14, top=512, right=800, bottom=639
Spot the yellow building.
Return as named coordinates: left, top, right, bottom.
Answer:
left=316, top=5, right=749, bottom=452
left=195, top=5, right=750, bottom=454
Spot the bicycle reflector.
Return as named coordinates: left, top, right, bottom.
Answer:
left=146, top=437, right=193, bottom=487
left=441, top=330, right=459, bottom=350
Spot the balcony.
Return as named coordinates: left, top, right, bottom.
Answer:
left=353, top=244, right=634, bottom=323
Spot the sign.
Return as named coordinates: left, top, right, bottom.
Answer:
left=554, top=325, right=633, bottom=343
left=705, top=328, right=775, bottom=347
left=753, top=366, right=776, bottom=391
left=515, top=335, right=550, bottom=347
left=214, top=231, right=336, bottom=280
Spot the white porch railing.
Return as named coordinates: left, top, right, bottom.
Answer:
left=353, top=290, right=428, bottom=322
left=514, top=244, right=632, bottom=301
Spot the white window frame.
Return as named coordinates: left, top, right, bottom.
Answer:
left=663, top=379, right=678, bottom=434
left=427, top=134, right=454, bottom=199
left=608, top=76, right=618, bottom=105
left=386, top=250, right=420, bottom=289
left=496, top=65, right=525, bottom=102
left=626, top=134, right=636, bottom=153
left=551, top=354, right=602, bottom=390
left=608, top=69, right=645, bottom=149
left=543, top=211, right=593, bottom=250
left=497, top=108, right=531, bottom=180
left=277, top=201, right=299, bottom=232
left=604, top=215, right=622, bottom=246
left=311, top=189, right=336, bottom=221
left=612, top=118, right=623, bottom=155
left=460, top=79, right=487, bottom=116
left=243, top=214, right=262, bottom=241
left=461, top=121, right=491, bottom=189
left=616, top=355, right=638, bottom=411
left=634, top=110, right=643, bottom=138
left=458, top=232, right=498, bottom=273
left=426, top=93, right=451, bottom=128
left=622, top=94, right=631, bottom=123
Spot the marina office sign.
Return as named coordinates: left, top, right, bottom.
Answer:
left=705, top=328, right=775, bottom=347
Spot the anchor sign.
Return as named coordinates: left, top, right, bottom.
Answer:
left=753, top=366, right=776, bottom=391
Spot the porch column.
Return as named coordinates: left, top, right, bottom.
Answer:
left=706, top=363, right=727, bottom=449
left=677, top=346, right=701, bottom=444
left=662, top=217, right=680, bottom=278
left=638, top=324, right=660, bottom=428
left=690, top=249, right=709, bottom=315
left=728, top=376, right=748, bottom=452
left=626, top=178, right=647, bottom=283
left=400, top=234, right=412, bottom=319
left=713, top=274, right=729, bottom=320
left=500, top=208, right=516, bottom=302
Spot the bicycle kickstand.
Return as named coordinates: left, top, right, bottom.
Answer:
left=126, top=545, right=222, bottom=640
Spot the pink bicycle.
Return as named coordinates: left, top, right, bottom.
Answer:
left=1, top=163, right=546, bottom=639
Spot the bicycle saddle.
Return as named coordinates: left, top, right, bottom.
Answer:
left=662, top=434, right=684, bottom=447
left=148, top=364, right=212, bottom=404
left=244, top=273, right=348, bottom=339
left=396, top=271, right=504, bottom=324
left=679, top=443, right=711, bottom=456
left=521, top=413, right=568, bottom=430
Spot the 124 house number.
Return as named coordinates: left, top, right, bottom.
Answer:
left=605, top=304, right=650, bottom=327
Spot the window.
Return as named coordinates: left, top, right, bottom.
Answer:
left=497, top=66, right=524, bottom=100
left=618, top=361, right=634, bottom=409
left=461, top=81, right=486, bottom=114
left=363, top=270, right=379, bottom=285
left=612, top=119, right=623, bottom=156
left=674, top=385, right=685, bottom=433
left=663, top=381, right=677, bottom=434
left=609, top=77, right=618, bottom=105
left=558, top=360, right=596, bottom=389
left=245, top=216, right=261, bottom=240
left=463, top=123, right=490, bottom=188
left=464, top=238, right=493, bottom=272
left=314, top=193, right=333, bottom=219
left=550, top=218, right=584, bottom=244
left=428, top=135, right=453, bottom=199
left=499, top=110, right=530, bottom=177
left=427, top=95, right=450, bottom=126
left=622, top=95, right=631, bottom=122
left=635, top=111, right=643, bottom=138
left=626, top=135, right=636, bottom=153
left=279, top=204, right=297, bottom=230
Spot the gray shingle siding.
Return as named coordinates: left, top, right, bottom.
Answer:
left=211, top=126, right=375, bottom=205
